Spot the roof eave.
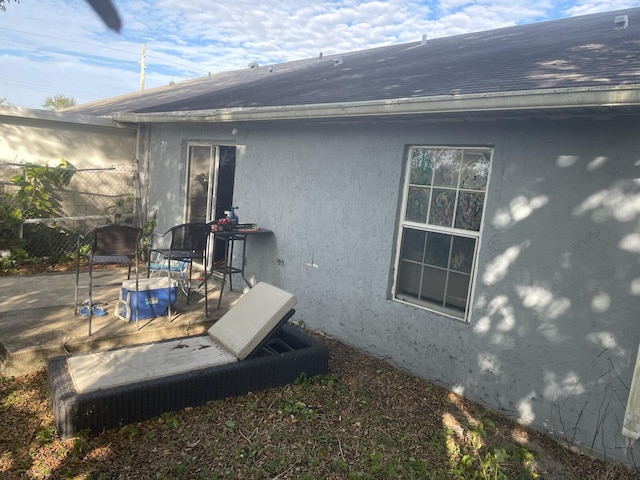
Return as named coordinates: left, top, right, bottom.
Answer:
left=111, top=85, right=640, bottom=124
left=0, top=105, right=134, bottom=129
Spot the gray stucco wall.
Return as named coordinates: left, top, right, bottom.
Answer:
left=147, top=115, right=639, bottom=464
left=146, top=130, right=238, bottom=233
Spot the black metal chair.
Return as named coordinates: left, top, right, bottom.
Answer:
left=147, top=222, right=211, bottom=318
left=74, top=224, right=142, bottom=335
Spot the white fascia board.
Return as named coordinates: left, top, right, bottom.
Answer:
left=112, top=84, right=640, bottom=124
left=0, top=105, right=134, bottom=129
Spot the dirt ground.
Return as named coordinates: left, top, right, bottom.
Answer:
left=1, top=330, right=638, bottom=479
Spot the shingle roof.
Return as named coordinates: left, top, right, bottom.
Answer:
left=67, top=8, right=640, bottom=117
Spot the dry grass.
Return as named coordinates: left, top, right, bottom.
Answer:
left=1, top=332, right=638, bottom=479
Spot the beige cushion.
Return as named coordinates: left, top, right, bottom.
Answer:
left=67, top=282, right=296, bottom=393
left=68, top=336, right=237, bottom=393
left=208, top=282, right=297, bottom=360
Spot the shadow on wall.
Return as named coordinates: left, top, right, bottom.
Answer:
left=468, top=151, right=640, bottom=465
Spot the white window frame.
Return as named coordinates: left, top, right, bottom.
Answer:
left=392, top=145, right=493, bottom=321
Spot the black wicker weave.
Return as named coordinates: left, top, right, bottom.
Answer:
left=48, top=324, right=329, bottom=439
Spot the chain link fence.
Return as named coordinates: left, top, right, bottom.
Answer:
left=0, top=160, right=138, bottom=264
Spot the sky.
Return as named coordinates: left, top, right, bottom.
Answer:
left=1, top=0, right=639, bottom=109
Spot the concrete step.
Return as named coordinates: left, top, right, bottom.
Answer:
left=0, top=271, right=241, bottom=377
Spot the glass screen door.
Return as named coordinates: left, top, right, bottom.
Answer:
left=186, top=145, right=218, bottom=224
left=185, top=144, right=236, bottom=263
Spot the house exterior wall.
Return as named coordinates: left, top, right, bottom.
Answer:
left=146, top=115, right=639, bottom=464
left=145, top=127, right=240, bottom=233
left=0, top=109, right=136, bottom=168
left=0, top=109, right=138, bottom=221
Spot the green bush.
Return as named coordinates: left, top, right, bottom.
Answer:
left=0, top=160, right=72, bottom=266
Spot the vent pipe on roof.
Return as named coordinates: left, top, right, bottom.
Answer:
left=615, top=14, right=628, bottom=29
left=421, top=34, right=427, bottom=45
left=319, top=52, right=323, bottom=59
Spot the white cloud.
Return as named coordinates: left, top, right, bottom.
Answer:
left=564, top=0, right=640, bottom=16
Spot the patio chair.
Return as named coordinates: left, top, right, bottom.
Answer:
left=48, top=282, right=330, bottom=439
left=148, top=258, right=190, bottom=296
left=147, top=222, right=211, bottom=318
left=74, top=223, right=142, bottom=335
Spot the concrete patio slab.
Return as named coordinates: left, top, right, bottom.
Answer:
left=0, top=269, right=242, bottom=377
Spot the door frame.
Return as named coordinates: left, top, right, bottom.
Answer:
left=183, top=141, right=237, bottom=265
left=184, top=143, right=219, bottom=224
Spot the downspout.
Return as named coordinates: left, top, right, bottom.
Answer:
left=133, top=124, right=150, bottom=230
left=134, top=123, right=141, bottom=227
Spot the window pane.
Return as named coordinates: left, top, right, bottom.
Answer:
left=406, top=186, right=430, bottom=223
left=187, top=146, right=212, bottom=223
left=429, top=188, right=455, bottom=227
left=397, top=261, right=421, bottom=298
left=455, top=192, right=484, bottom=231
left=425, top=231, right=451, bottom=268
left=450, top=236, right=476, bottom=273
left=445, top=272, right=470, bottom=311
left=400, top=228, right=426, bottom=262
left=433, top=149, right=462, bottom=187
left=409, top=148, right=434, bottom=186
left=460, top=151, right=490, bottom=190
left=421, top=266, right=446, bottom=304
left=396, top=146, right=491, bottom=320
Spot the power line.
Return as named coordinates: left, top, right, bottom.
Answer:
left=0, top=38, right=139, bottom=73
left=0, top=26, right=219, bottom=106
left=1, top=27, right=135, bottom=55
left=0, top=77, right=104, bottom=101
left=1, top=26, right=211, bottom=75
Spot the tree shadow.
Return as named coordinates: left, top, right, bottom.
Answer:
left=469, top=130, right=640, bottom=466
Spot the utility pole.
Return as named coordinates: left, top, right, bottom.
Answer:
left=140, top=44, right=146, bottom=91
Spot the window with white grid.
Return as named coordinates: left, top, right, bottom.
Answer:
left=394, top=146, right=492, bottom=320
